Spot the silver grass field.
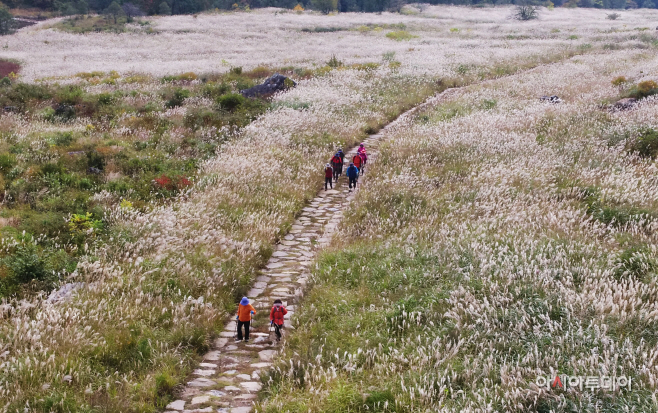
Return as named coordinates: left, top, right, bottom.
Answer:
left=1, top=5, right=658, bottom=412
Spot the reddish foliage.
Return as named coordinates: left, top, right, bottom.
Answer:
left=154, top=174, right=174, bottom=190
left=154, top=175, right=192, bottom=191
left=0, top=60, right=20, bottom=79
left=177, top=176, right=192, bottom=189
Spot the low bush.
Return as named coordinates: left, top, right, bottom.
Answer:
left=216, top=93, right=245, bottom=111
left=628, top=127, right=658, bottom=158
left=611, top=76, right=627, bottom=86
left=163, top=87, right=191, bottom=108
left=514, top=4, right=538, bottom=21
left=386, top=30, right=418, bottom=41
left=627, top=80, right=658, bottom=99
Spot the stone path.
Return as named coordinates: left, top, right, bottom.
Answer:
left=164, top=135, right=381, bottom=413
left=162, top=96, right=442, bottom=412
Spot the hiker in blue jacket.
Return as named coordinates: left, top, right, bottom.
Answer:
left=346, top=162, right=359, bottom=191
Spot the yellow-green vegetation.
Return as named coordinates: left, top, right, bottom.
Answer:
left=386, top=30, right=418, bottom=41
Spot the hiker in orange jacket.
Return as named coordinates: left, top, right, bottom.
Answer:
left=269, top=299, right=288, bottom=341
left=236, top=297, right=256, bottom=342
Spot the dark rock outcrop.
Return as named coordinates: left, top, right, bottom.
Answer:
left=613, top=97, right=637, bottom=111
left=540, top=95, right=562, bottom=103
left=240, top=73, right=296, bottom=98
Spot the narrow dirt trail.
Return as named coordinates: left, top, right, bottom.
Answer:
left=163, top=92, right=449, bottom=413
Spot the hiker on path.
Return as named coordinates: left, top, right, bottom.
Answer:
left=236, top=297, right=256, bottom=342
left=331, top=152, right=343, bottom=181
left=324, top=163, right=334, bottom=190
left=346, top=162, right=359, bottom=190
left=352, top=153, right=362, bottom=172
left=357, top=143, right=366, bottom=154
left=269, top=299, right=288, bottom=341
left=358, top=150, right=367, bottom=172
left=337, top=148, right=345, bottom=164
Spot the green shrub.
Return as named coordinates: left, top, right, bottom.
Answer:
left=611, top=76, right=627, bottom=86
left=155, top=371, right=176, bottom=398
left=514, top=4, right=538, bottom=21
left=54, top=104, right=76, bottom=120
left=3, top=83, right=52, bottom=110
left=97, top=92, right=114, bottom=105
left=55, top=85, right=84, bottom=105
left=229, top=66, right=243, bottom=75
left=68, top=212, right=103, bottom=241
left=0, top=153, right=16, bottom=172
left=49, top=131, right=75, bottom=146
left=40, top=162, right=66, bottom=176
left=164, top=88, right=190, bottom=108
left=217, top=93, right=245, bottom=111
left=201, top=82, right=230, bottom=99
left=628, top=128, right=658, bottom=159
left=3, top=243, right=49, bottom=284
left=627, top=80, right=658, bottom=99
left=301, top=26, right=345, bottom=33
left=326, top=54, right=343, bottom=68
left=86, top=151, right=105, bottom=170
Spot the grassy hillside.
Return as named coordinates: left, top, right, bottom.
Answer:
left=2, top=6, right=658, bottom=412
left=259, top=50, right=658, bottom=411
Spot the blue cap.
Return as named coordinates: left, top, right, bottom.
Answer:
left=240, top=297, right=249, bottom=306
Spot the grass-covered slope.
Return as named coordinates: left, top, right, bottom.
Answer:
left=0, top=69, right=271, bottom=298
left=0, top=66, right=442, bottom=411
left=260, top=51, right=658, bottom=412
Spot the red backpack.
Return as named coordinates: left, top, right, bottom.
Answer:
left=331, top=155, right=342, bottom=165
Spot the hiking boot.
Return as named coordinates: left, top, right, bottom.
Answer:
left=244, top=339, right=249, bottom=343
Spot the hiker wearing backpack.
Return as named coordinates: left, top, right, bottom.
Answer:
left=269, top=299, right=288, bottom=341
left=236, top=297, right=256, bottom=342
left=331, top=152, right=343, bottom=181
left=346, top=162, right=359, bottom=190
left=324, top=163, right=334, bottom=190
left=337, top=148, right=345, bottom=164
left=357, top=143, right=365, bottom=154
left=358, top=151, right=367, bottom=173
left=352, top=153, right=362, bottom=172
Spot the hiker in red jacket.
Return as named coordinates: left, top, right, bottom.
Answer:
left=359, top=151, right=367, bottom=173
left=352, top=153, right=362, bottom=171
left=324, top=163, right=333, bottom=190
left=331, top=152, right=343, bottom=181
left=269, top=299, right=288, bottom=341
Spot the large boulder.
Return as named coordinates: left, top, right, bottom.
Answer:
left=240, top=73, right=296, bottom=98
